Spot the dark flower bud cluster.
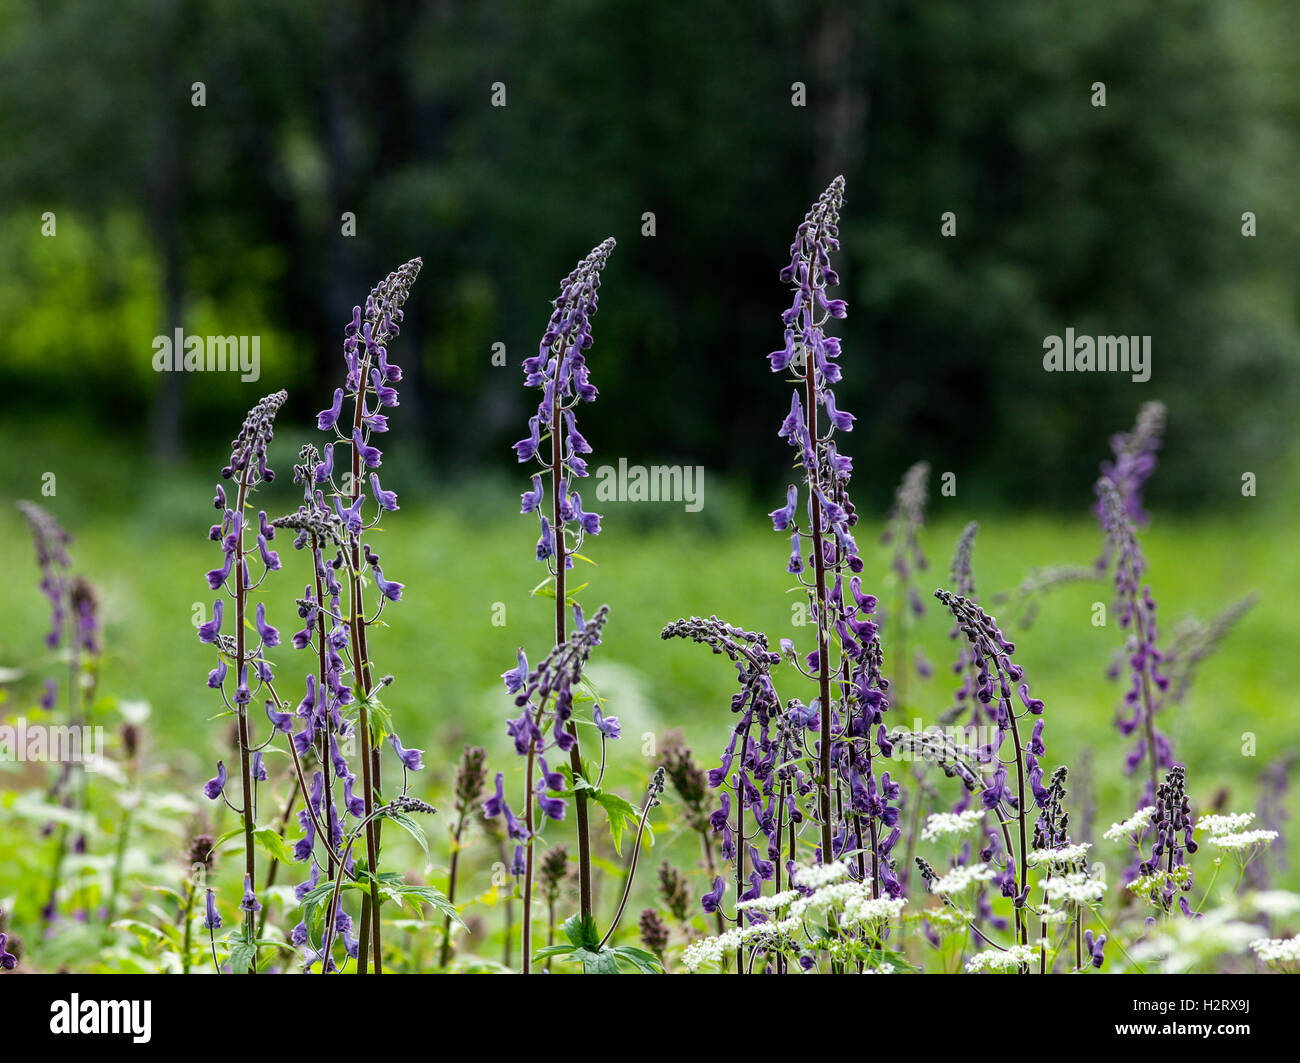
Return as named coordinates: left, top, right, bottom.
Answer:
left=538, top=844, right=569, bottom=900
left=454, top=745, right=488, bottom=813
left=638, top=907, right=670, bottom=958
left=1032, top=766, right=1072, bottom=854
left=657, top=860, right=692, bottom=922
left=1140, top=764, right=1197, bottom=915
left=656, top=730, right=711, bottom=835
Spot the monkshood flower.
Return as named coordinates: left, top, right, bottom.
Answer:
left=200, top=389, right=286, bottom=972
left=514, top=237, right=615, bottom=571
left=487, top=604, right=612, bottom=972
left=935, top=588, right=1053, bottom=950
left=0, top=932, right=16, bottom=971
left=293, top=261, right=421, bottom=975
left=662, top=616, right=809, bottom=965
left=1097, top=476, right=1171, bottom=800
left=767, top=180, right=902, bottom=904
left=17, top=500, right=73, bottom=651
left=1095, top=400, right=1165, bottom=537
left=880, top=461, right=931, bottom=661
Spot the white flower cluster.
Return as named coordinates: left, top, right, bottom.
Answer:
left=1196, top=811, right=1255, bottom=836
left=1250, top=936, right=1300, bottom=966
left=1130, top=905, right=1260, bottom=972
left=930, top=862, right=995, bottom=896
left=791, top=860, right=851, bottom=890
left=1246, top=890, right=1300, bottom=918
left=735, top=889, right=799, bottom=913
left=1040, top=871, right=1107, bottom=905
left=920, top=808, right=985, bottom=843
left=680, top=918, right=798, bottom=972
left=964, top=943, right=1037, bottom=973
left=1206, top=829, right=1278, bottom=853
left=679, top=867, right=906, bottom=972
left=1027, top=842, right=1092, bottom=869
left=1103, top=806, right=1155, bottom=842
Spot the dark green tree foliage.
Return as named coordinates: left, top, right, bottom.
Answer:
left=0, top=0, right=1294, bottom=504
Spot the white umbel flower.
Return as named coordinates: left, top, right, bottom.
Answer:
left=930, top=862, right=995, bottom=896
left=1206, top=829, right=1278, bottom=852
left=1103, top=806, right=1156, bottom=842
left=1041, top=871, right=1107, bottom=904
left=1027, top=842, right=1091, bottom=869
left=792, top=861, right=850, bottom=890
left=964, top=943, right=1037, bottom=972
left=1251, top=937, right=1300, bottom=966
left=1196, top=812, right=1255, bottom=836
left=920, top=808, right=985, bottom=843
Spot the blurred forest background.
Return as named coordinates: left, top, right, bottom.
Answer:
left=0, top=0, right=1296, bottom=513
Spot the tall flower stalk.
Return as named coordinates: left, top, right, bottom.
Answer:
left=767, top=176, right=888, bottom=874
left=18, top=501, right=98, bottom=926
left=507, top=237, right=615, bottom=964
left=199, top=388, right=287, bottom=972
left=303, top=258, right=423, bottom=973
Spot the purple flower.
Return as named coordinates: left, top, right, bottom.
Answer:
left=593, top=705, right=621, bottom=739
left=353, top=428, right=382, bottom=469
left=501, top=648, right=529, bottom=694
left=266, top=699, right=293, bottom=734
left=240, top=874, right=262, bottom=913
left=520, top=475, right=544, bottom=515
left=317, top=387, right=344, bottom=430
left=514, top=416, right=542, bottom=462
left=701, top=876, right=726, bottom=914
left=334, top=493, right=365, bottom=536
left=0, top=932, right=16, bottom=970
left=373, top=565, right=403, bottom=602
left=255, top=601, right=279, bottom=648
left=389, top=733, right=423, bottom=771
left=370, top=473, right=399, bottom=512
left=203, top=888, right=222, bottom=930
left=203, top=760, right=227, bottom=801
left=770, top=484, right=798, bottom=531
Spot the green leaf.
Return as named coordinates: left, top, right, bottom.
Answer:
left=609, top=945, right=664, bottom=974
left=530, top=577, right=557, bottom=600
left=252, top=825, right=296, bottom=866
left=384, top=809, right=430, bottom=861
left=379, top=883, right=466, bottom=928
left=563, top=913, right=601, bottom=951
left=227, top=939, right=257, bottom=974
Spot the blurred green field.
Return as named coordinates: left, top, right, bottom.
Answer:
left=1, top=426, right=1297, bottom=968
